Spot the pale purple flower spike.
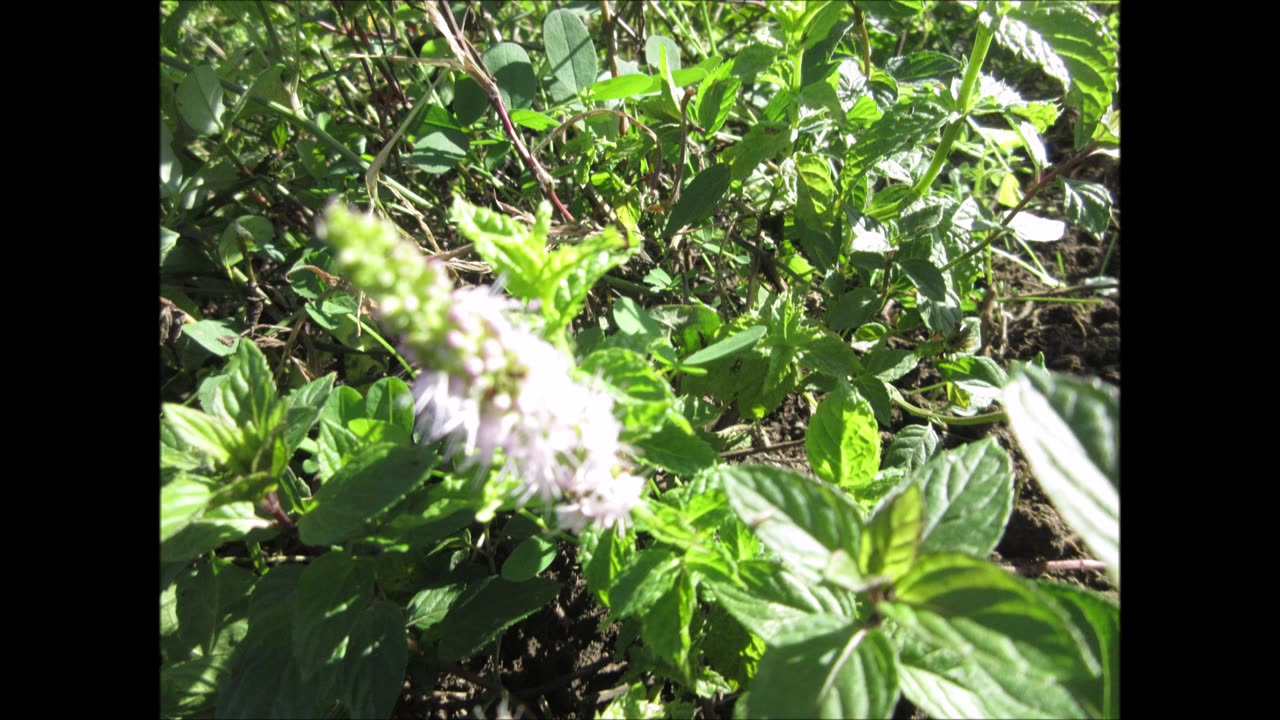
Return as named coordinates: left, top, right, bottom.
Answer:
left=411, top=285, right=644, bottom=533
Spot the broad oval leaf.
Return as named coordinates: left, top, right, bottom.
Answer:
left=683, top=325, right=766, bottom=366
left=484, top=42, right=536, bottom=110
left=502, top=535, right=558, bottom=582
left=437, top=577, right=562, bottom=660
left=176, top=64, right=223, bottom=136
left=1003, top=365, right=1118, bottom=582
left=914, top=437, right=1014, bottom=558
left=544, top=9, right=598, bottom=101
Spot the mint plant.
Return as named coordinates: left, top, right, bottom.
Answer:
left=162, top=2, right=1118, bottom=717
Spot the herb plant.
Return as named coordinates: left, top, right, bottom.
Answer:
left=161, top=2, right=1119, bottom=717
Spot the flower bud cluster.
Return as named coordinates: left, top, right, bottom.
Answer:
left=318, top=204, right=644, bottom=532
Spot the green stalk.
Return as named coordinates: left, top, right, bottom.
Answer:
left=868, top=15, right=1000, bottom=221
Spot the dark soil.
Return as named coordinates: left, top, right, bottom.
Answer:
left=390, top=148, right=1120, bottom=720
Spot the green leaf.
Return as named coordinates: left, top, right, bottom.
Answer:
left=217, top=565, right=336, bottom=718
left=175, top=558, right=254, bottom=658
left=161, top=501, right=271, bottom=564
left=181, top=318, right=241, bottom=356
left=740, top=626, right=898, bottom=719
left=899, top=258, right=947, bottom=302
left=437, top=577, right=562, bottom=660
left=210, top=340, right=278, bottom=430
left=292, top=552, right=375, bottom=681
left=219, top=215, right=274, bottom=269
left=705, top=565, right=857, bottom=646
left=320, top=385, right=365, bottom=427
left=892, top=620, right=1085, bottom=718
left=588, top=73, right=658, bottom=101
left=316, top=419, right=361, bottom=482
left=642, top=569, right=695, bottom=683
left=883, top=553, right=1100, bottom=716
left=731, top=122, right=792, bottom=181
left=502, top=535, right=558, bottom=582
left=886, top=51, right=963, bottom=83
left=805, top=383, right=881, bottom=492
left=846, top=99, right=948, bottom=174
left=1000, top=4, right=1117, bottom=149
left=719, top=465, right=863, bottom=585
left=634, top=424, right=719, bottom=476
left=644, top=35, right=681, bottom=71
left=365, top=377, right=415, bottom=435
left=581, top=347, right=677, bottom=439
left=484, top=42, right=536, bottom=110
left=826, top=288, right=880, bottom=332
left=539, top=226, right=635, bottom=335
left=1037, top=582, right=1119, bottom=719
left=409, top=126, right=468, bottom=173
left=339, top=599, right=407, bottom=720
left=695, top=74, right=740, bottom=137
left=795, top=153, right=838, bottom=267
left=298, top=444, right=437, bottom=546
left=859, top=484, right=922, bottom=583
left=1003, top=365, right=1119, bottom=582
left=451, top=197, right=546, bottom=299
left=862, top=347, right=918, bottom=382
left=176, top=64, right=223, bottom=136
left=664, top=164, right=731, bottom=237
left=683, top=325, right=766, bottom=365
left=1060, top=178, right=1112, bottom=239
left=882, top=424, right=938, bottom=473
left=609, top=548, right=681, bottom=619
left=406, top=583, right=467, bottom=631
left=544, top=9, right=598, bottom=101
left=508, top=108, right=559, bottom=131
left=161, top=476, right=212, bottom=543
left=280, top=373, right=335, bottom=454
left=914, top=437, right=1014, bottom=558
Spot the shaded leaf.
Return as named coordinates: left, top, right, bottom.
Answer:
left=544, top=9, right=598, bottom=101
left=298, top=444, right=437, bottom=546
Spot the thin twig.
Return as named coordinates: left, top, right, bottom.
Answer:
left=1000, top=558, right=1109, bottom=576
left=720, top=438, right=806, bottom=459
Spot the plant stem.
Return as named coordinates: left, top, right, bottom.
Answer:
left=892, top=392, right=1006, bottom=426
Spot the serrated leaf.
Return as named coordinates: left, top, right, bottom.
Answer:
left=1000, top=5, right=1117, bottom=149
left=1037, top=582, right=1119, bottom=718
left=544, top=9, right=597, bottom=101
left=451, top=197, right=546, bottom=298
left=217, top=565, right=336, bottom=718
left=886, top=51, right=963, bottom=83
left=805, top=383, right=881, bottom=492
left=610, top=548, right=681, bottom=619
left=502, top=535, right=558, bottom=582
left=664, top=164, right=731, bottom=237
left=211, top=340, right=278, bottom=430
left=720, top=465, right=863, bottom=585
left=163, top=403, right=236, bottom=465
left=161, top=501, right=271, bottom=564
left=316, top=418, right=361, bottom=482
left=705, top=566, right=856, bottom=646
left=827, top=288, right=880, bottom=332
left=298, top=444, right=436, bottom=546
left=731, top=121, right=792, bottom=181
left=437, top=577, right=562, bottom=660
left=742, top=626, right=899, bottom=720
left=406, top=583, right=467, bottom=630
left=862, top=347, right=918, bottom=382
left=882, top=425, right=938, bottom=473
left=581, top=347, right=677, bottom=439
left=892, top=621, right=1085, bottom=718
left=634, top=423, right=718, bottom=475
left=339, top=599, right=407, bottom=720
left=176, top=64, right=223, bottom=136
left=642, top=569, right=695, bottom=683
left=175, top=558, right=253, bottom=658
left=484, top=42, right=535, bottom=110
left=181, top=318, right=241, bottom=356
left=883, top=553, right=1100, bottom=715
left=913, top=437, right=1014, bottom=558
left=847, top=99, right=948, bottom=174
left=899, top=258, right=947, bottom=301
left=292, top=552, right=375, bottom=681
left=859, top=484, right=922, bottom=582
left=280, top=373, right=335, bottom=453
left=161, top=476, right=212, bottom=543
left=695, top=74, right=740, bottom=136
left=1003, top=365, right=1118, bottom=582
left=1060, top=178, right=1112, bottom=239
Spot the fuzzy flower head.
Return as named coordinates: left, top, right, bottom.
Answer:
left=319, top=203, right=644, bottom=532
